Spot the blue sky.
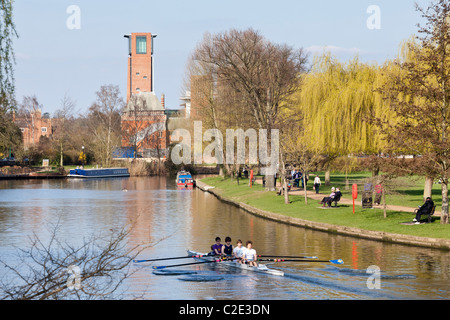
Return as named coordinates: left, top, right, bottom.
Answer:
left=13, top=0, right=429, bottom=115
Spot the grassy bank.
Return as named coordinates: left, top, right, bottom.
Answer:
left=313, top=171, right=443, bottom=209
left=200, top=176, right=449, bottom=240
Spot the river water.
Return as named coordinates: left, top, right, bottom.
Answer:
left=0, top=176, right=448, bottom=300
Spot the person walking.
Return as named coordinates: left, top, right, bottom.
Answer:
left=314, top=175, right=321, bottom=194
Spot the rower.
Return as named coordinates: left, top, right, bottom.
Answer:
left=211, top=237, right=224, bottom=256
left=243, top=240, right=258, bottom=267
left=223, top=236, right=233, bottom=257
left=232, top=239, right=245, bottom=263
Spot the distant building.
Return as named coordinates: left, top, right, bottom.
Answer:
left=124, top=32, right=155, bottom=101
left=13, top=109, right=52, bottom=149
left=189, top=75, right=213, bottom=120
left=121, top=92, right=167, bottom=158
left=121, top=32, right=167, bottom=158
left=179, top=91, right=191, bottom=118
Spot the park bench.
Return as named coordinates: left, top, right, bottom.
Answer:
left=414, top=205, right=436, bottom=223
left=331, top=191, right=342, bottom=207
left=319, top=191, right=342, bottom=207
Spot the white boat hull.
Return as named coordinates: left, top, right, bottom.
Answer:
left=187, top=250, right=284, bottom=277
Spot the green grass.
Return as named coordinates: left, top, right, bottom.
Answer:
left=201, top=176, right=449, bottom=240
left=316, top=171, right=443, bottom=209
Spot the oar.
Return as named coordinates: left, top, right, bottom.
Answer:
left=258, top=255, right=318, bottom=259
left=152, top=257, right=237, bottom=270
left=258, top=258, right=344, bottom=265
left=152, top=259, right=222, bottom=269
left=134, top=254, right=213, bottom=263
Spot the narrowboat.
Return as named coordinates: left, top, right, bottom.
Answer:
left=176, top=170, right=196, bottom=188
left=67, top=167, right=130, bottom=178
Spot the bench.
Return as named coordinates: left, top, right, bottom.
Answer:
left=332, top=191, right=342, bottom=207
left=414, top=205, right=436, bottom=223
left=319, top=191, right=342, bottom=207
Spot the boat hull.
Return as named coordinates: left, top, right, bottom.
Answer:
left=187, top=250, right=284, bottom=276
left=176, top=171, right=196, bottom=188
left=67, top=168, right=130, bottom=179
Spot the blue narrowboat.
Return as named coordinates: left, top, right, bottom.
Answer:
left=68, top=168, right=130, bottom=178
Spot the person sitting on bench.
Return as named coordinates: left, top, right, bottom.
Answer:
left=413, top=197, right=434, bottom=224
left=332, top=188, right=342, bottom=206
left=321, top=187, right=336, bottom=207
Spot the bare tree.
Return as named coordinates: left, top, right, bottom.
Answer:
left=376, top=0, right=450, bottom=224
left=53, top=93, right=76, bottom=167
left=121, top=95, right=165, bottom=159
left=88, top=85, right=124, bottom=167
left=192, top=28, right=308, bottom=190
left=17, top=95, right=41, bottom=147
left=0, top=220, right=149, bottom=300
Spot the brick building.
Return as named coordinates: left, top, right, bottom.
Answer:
left=13, top=109, right=52, bottom=149
left=121, top=32, right=167, bottom=158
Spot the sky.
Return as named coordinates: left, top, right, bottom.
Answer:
left=12, top=0, right=430, bottom=116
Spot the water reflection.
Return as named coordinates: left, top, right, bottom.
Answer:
left=0, top=176, right=448, bottom=299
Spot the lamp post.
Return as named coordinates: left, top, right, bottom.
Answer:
left=81, top=146, right=85, bottom=167
left=124, top=34, right=132, bottom=99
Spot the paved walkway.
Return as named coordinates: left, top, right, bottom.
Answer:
left=286, top=185, right=442, bottom=217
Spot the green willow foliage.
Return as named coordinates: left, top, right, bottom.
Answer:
left=0, top=0, right=21, bottom=154
left=0, top=0, right=18, bottom=110
left=291, top=53, right=394, bottom=156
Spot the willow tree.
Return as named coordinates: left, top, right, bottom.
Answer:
left=0, top=0, right=21, bottom=155
left=376, top=0, right=450, bottom=224
left=291, top=53, right=393, bottom=183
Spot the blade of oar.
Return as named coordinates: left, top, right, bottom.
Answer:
left=258, top=258, right=344, bottom=265
left=134, top=254, right=212, bottom=263
left=258, top=255, right=318, bottom=259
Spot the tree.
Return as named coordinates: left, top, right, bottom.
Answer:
left=121, top=95, right=165, bottom=159
left=0, top=220, right=148, bottom=300
left=53, top=93, right=76, bottom=167
left=0, top=1, right=21, bottom=156
left=192, top=28, right=308, bottom=190
left=17, top=95, right=41, bottom=147
left=88, top=85, right=124, bottom=167
left=0, top=0, right=17, bottom=111
left=376, top=0, right=450, bottom=224
left=0, top=110, right=21, bottom=155
left=292, top=53, right=393, bottom=184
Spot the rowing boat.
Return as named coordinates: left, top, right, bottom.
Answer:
left=187, top=250, right=284, bottom=277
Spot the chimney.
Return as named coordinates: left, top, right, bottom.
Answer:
left=161, top=93, right=165, bottom=108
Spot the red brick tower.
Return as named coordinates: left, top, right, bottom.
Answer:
left=124, top=33, right=156, bottom=102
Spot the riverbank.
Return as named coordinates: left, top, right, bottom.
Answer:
left=196, top=177, right=450, bottom=251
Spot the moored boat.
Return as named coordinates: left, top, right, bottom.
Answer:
left=176, top=171, right=196, bottom=188
left=67, top=167, right=130, bottom=178
left=187, top=249, right=284, bottom=276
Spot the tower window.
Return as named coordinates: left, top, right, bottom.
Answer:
left=136, top=36, right=147, bottom=54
